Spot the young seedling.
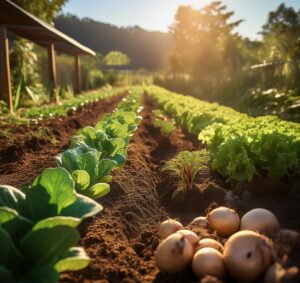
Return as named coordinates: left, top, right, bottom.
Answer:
left=152, top=109, right=176, bottom=136
left=162, top=150, right=210, bottom=190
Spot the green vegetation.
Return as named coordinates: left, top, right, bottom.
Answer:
left=147, top=85, right=300, bottom=183
left=152, top=110, right=176, bottom=136
left=162, top=150, right=210, bottom=190
left=57, top=87, right=143, bottom=199
left=155, top=2, right=300, bottom=122
left=0, top=86, right=144, bottom=282
left=0, top=167, right=102, bottom=283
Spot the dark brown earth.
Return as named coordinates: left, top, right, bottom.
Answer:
left=59, top=95, right=300, bottom=283
left=0, top=94, right=124, bottom=188
left=0, top=93, right=299, bottom=283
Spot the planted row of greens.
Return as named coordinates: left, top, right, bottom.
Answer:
left=57, top=88, right=143, bottom=199
left=146, top=85, right=300, bottom=183
left=0, top=87, right=125, bottom=127
left=0, top=87, right=143, bottom=283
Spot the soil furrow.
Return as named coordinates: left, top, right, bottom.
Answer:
left=0, top=94, right=124, bottom=188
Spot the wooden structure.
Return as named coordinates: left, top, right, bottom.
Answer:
left=0, top=0, right=96, bottom=113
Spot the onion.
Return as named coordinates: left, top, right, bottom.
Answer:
left=158, top=219, right=183, bottom=240
left=198, top=238, right=224, bottom=253
left=155, top=233, right=194, bottom=273
left=192, top=247, right=225, bottom=279
left=176, top=229, right=199, bottom=246
left=224, top=230, right=274, bottom=283
left=207, top=207, right=240, bottom=237
left=190, top=216, right=208, bottom=228
left=241, top=208, right=280, bottom=235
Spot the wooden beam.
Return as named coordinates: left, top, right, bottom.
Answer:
left=0, top=27, right=13, bottom=113
left=74, top=55, right=82, bottom=94
left=47, top=44, right=57, bottom=102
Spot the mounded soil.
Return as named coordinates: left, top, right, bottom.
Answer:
left=0, top=94, right=124, bottom=188
left=58, top=95, right=300, bottom=283
left=0, top=94, right=299, bottom=282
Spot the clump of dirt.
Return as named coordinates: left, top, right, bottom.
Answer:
left=0, top=94, right=124, bottom=188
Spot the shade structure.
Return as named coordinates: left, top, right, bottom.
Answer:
left=0, top=0, right=96, bottom=112
left=0, top=0, right=96, bottom=56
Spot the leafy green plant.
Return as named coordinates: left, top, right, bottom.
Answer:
left=152, top=109, right=176, bottom=136
left=147, top=85, right=300, bottom=183
left=57, top=86, right=143, bottom=199
left=0, top=167, right=102, bottom=283
left=162, top=150, right=210, bottom=189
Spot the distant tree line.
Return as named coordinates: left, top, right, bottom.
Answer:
left=54, top=14, right=173, bottom=71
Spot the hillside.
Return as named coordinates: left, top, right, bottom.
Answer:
left=54, top=14, right=173, bottom=71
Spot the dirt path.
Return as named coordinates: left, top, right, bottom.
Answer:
left=0, top=94, right=124, bottom=188
left=59, top=95, right=225, bottom=283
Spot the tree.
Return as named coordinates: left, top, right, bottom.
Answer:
left=169, top=2, right=243, bottom=78
left=261, top=4, right=300, bottom=86
left=103, top=51, right=130, bottom=67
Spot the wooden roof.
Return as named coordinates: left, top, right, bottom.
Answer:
left=0, top=0, right=96, bottom=56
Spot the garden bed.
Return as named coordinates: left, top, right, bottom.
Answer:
left=0, top=94, right=124, bottom=187
left=57, top=95, right=300, bottom=283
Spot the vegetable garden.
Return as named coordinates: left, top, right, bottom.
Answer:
left=0, top=85, right=300, bottom=283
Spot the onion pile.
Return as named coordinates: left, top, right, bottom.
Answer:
left=154, top=207, right=295, bottom=282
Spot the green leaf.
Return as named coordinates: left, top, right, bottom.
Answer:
left=25, top=168, right=77, bottom=221
left=61, top=194, right=103, bottom=220
left=0, top=227, right=22, bottom=269
left=111, top=153, right=126, bottom=167
left=0, top=185, right=26, bottom=212
left=0, top=265, right=13, bottom=283
left=55, top=247, right=90, bottom=272
left=57, top=149, right=78, bottom=173
left=20, top=226, right=80, bottom=272
left=72, top=170, right=90, bottom=191
left=76, top=151, right=98, bottom=182
left=24, top=265, right=59, bottom=283
left=98, top=159, right=118, bottom=179
left=32, top=216, right=81, bottom=231
left=87, top=183, right=110, bottom=199
left=0, top=207, right=33, bottom=243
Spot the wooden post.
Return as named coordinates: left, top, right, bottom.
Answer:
left=74, top=55, right=81, bottom=94
left=48, top=44, right=57, bottom=102
left=0, top=27, right=13, bottom=113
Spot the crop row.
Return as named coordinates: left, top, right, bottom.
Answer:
left=0, top=86, right=143, bottom=283
left=146, top=85, right=300, bottom=182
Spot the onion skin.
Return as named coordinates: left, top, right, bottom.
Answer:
left=190, top=216, right=208, bottom=228
left=224, top=230, right=274, bottom=283
left=155, top=233, right=194, bottom=273
left=176, top=229, right=200, bottom=246
left=158, top=219, right=183, bottom=240
left=241, top=208, right=280, bottom=236
left=198, top=238, right=224, bottom=253
left=192, top=247, right=225, bottom=279
left=207, top=207, right=240, bottom=237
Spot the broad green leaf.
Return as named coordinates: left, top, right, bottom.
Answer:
left=26, top=168, right=77, bottom=220
left=0, top=185, right=26, bottom=212
left=111, top=153, right=126, bottom=166
left=87, top=183, right=110, bottom=199
left=24, top=265, right=59, bottom=283
left=0, top=207, right=33, bottom=243
left=98, top=159, right=118, bottom=179
left=20, top=226, right=80, bottom=271
left=57, top=149, right=78, bottom=173
left=35, top=168, right=76, bottom=213
left=61, top=194, right=103, bottom=220
left=0, top=227, right=22, bottom=269
left=0, top=265, right=13, bottom=283
left=55, top=247, right=90, bottom=272
left=77, top=152, right=98, bottom=182
left=32, top=217, right=81, bottom=231
left=72, top=170, right=90, bottom=191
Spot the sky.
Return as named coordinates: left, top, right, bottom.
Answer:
left=62, top=0, right=300, bottom=40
